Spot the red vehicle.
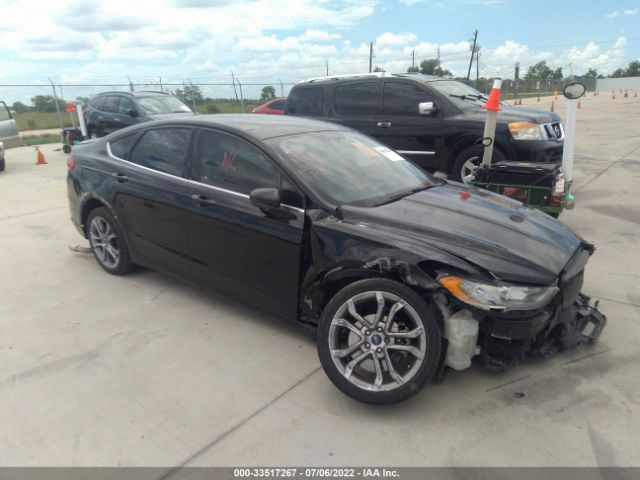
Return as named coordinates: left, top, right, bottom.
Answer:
left=252, top=98, right=287, bottom=115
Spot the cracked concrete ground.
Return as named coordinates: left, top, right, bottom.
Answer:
left=1, top=94, right=639, bottom=468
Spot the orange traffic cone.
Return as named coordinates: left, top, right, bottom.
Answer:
left=612, top=93, right=616, bottom=100
left=550, top=101, right=555, bottom=112
left=483, top=80, right=502, bottom=111
left=624, top=90, right=629, bottom=98
left=35, top=146, right=48, bottom=165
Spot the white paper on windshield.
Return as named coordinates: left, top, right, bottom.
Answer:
left=374, top=146, right=404, bottom=162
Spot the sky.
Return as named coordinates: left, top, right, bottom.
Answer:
left=0, top=0, right=638, bottom=103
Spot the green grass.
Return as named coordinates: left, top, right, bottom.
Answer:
left=21, top=134, right=60, bottom=146
left=14, top=111, right=79, bottom=131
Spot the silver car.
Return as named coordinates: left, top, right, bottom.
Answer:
left=0, top=100, right=20, bottom=170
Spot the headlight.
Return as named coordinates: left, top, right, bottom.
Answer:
left=438, top=275, right=558, bottom=311
left=508, top=122, right=544, bottom=141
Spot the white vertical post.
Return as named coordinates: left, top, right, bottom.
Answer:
left=77, top=103, right=88, bottom=138
left=561, top=99, right=578, bottom=182
left=481, top=79, right=502, bottom=166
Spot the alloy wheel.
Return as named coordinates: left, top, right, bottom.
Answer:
left=89, top=216, right=120, bottom=269
left=328, top=291, right=427, bottom=392
left=461, top=155, right=480, bottom=184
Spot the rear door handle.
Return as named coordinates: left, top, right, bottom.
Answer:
left=377, top=121, right=392, bottom=128
left=191, top=194, right=216, bottom=207
left=111, top=173, right=129, bottom=183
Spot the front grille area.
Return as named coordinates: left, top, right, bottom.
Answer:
left=543, top=121, right=565, bottom=140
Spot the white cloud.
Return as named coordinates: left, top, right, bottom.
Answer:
left=299, top=29, right=341, bottom=41
left=605, top=11, right=619, bottom=18
left=623, top=8, right=638, bottom=15
left=398, top=0, right=425, bottom=5
left=376, top=32, right=417, bottom=47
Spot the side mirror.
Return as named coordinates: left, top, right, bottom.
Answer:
left=250, top=187, right=281, bottom=210
left=418, top=101, right=436, bottom=115
left=563, top=82, right=586, bottom=100
left=128, top=109, right=138, bottom=117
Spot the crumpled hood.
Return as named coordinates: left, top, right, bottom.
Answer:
left=339, top=182, right=582, bottom=285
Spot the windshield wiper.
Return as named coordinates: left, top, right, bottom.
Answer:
left=449, top=94, right=485, bottom=102
left=376, top=184, right=432, bottom=206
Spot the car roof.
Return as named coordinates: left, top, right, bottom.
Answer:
left=296, top=72, right=446, bottom=85
left=131, top=114, right=345, bottom=140
left=94, top=91, right=170, bottom=98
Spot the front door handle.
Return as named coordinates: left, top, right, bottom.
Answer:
left=377, top=121, right=392, bottom=128
left=111, top=173, right=129, bottom=183
left=191, top=194, right=216, bottom=207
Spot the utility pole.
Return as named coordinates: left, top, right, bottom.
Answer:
left=476, top=47, right=480, bottom=81
left=514, top=62, right=520, bottom=99
left=369, top=42, right=373, bottom=73
left=411, top=49, right=416, bottom=70
left=467, top=29, right=478, bottom=80
left=231, top=71, right=239, bottom=113
left=326, top=59, right=329, bottom=76
left=48, top=78, right=63, bottom=131
left=437, top=46, right=440, bottom=63
left=128, top=76, right=134, bottom=92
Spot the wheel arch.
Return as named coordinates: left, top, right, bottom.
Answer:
left=446, top=135, right=510, bottom=174
left=79, top=194, right=113, bottom=237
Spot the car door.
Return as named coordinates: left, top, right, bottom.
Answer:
left=106, top=126, right=194, bottom=276
left=114, top=97, right=139, bottom=130
left=286, top=86, right=325, bottom=120
left=374, top=81, right=442, bottom=170
left=184, top=128, right=305, bottom=318
left=329, top=81, right=378, bottom=137
left=0, top=101, right=21, bottom=148
left=101, top=96, right=122, bottom=135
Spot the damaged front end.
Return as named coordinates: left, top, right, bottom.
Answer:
left=436, top=242, right=607, bottom=373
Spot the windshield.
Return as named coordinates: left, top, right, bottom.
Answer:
left=267, top=130, right=436, bottom=207
left=137, top=96, right=192, bottom=114
left=429, top=80, right=506, bottom=110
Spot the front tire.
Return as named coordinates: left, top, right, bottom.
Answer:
left=317, top=278, right=442, bottom=404
left=451, top=144, right=506, bottom=183
left=87, top=207, right=134, bottom=275
left=0, top=157, right=5, bottom=172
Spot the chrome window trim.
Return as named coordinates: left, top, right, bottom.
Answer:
left=106, top=141, right=305, bottom=213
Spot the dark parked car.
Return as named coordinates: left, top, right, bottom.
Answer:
left=67, top=115, right=605, bottom=404
left=252, top=97, right=287, bottom=115
left=285, top=73, right=565, bottom=181
left=84, top=91, right=193, bottom=138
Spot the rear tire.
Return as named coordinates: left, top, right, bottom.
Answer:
left=0, top=158, right=5, bottom=172
left=317, top=278, right=442, bottom=404
left=451, top=144, right=506, bottom=183
left=88, top=128, right=100, bottom=139
left=87, top=207, right=134, bottom=275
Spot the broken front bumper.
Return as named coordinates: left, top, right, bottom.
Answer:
left=478, top=293, right=607, bottom=372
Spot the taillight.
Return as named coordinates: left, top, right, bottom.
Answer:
left=67, top=154, right=76, bottom=170
left=503, top=187, right=528, bottom=203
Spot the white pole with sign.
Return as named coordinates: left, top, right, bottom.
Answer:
left=560, top=83, right=586, bottom=182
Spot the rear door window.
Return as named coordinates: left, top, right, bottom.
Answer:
left=118, top=97, right=134, bottom=115
left=383, top=82, right=433, bottom=115
left=288, top=87, right=324, bottom=116
left=129, top=128, right=191, bottom=177
left=335, top=82, right=377, bottom=115
left=195, top=130, right=280, bottom=195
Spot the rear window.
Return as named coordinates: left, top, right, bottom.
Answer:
left=335, top=83, right=377, bottom=115
left=270, top=99, right=286, bottom=111
left=129, top=128, right=191, bottom=177
left=288, top=87, right=324, bottom=116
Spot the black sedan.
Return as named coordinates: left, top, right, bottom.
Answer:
left=66, top=115, right=605, bottom=404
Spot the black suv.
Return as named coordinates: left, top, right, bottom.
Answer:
left=84, top=91, right=194, bottom=138
left=285, top=73, right=564, bottom=181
